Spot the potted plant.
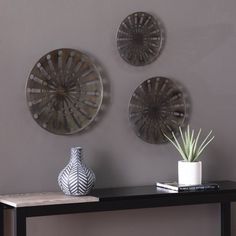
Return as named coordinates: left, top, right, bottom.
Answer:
left=164, top=125, right=214, bottom=185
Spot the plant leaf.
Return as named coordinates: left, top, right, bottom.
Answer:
left=164, top=133, right=188, bottom=161
left=171, top=132, right=188, bottom=161
left=196, top=130, right=213, bottom=156
left=193, top=128, right=202, bottom=157
left=164, top=126, right=214, bottom=162
left=179, top=126, right=186, bottom=149
left=194, top=136, right=215, bottom=161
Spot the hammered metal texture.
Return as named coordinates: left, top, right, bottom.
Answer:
left=117, top=12, right=165, bottom=66
left=26, top=49, right=103, bottom=134
left=129, top=77, right=188, bottom=144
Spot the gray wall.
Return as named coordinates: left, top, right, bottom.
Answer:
left=1, top=0, right=236, bottom=235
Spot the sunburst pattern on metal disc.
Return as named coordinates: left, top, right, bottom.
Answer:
left=26, top=49, right=103, bottom=135
left=117, top=12, right=165, bottom=66
left=129, top=77, right=188, bottom=144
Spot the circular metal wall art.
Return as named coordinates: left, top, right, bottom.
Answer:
left=117, top=12, right=165, bottom=66
left=26, top=49, right=103, bottom=135
left=129, top=77, right=188, bottom=144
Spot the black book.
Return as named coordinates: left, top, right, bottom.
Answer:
left=156, top=181, right=220, bottom=192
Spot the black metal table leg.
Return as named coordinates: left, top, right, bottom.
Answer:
left=0, top=204, right=4, bottom=236
left=221, top=202, right=231, bottom=236
left=14, top=208, right=26, bottom=236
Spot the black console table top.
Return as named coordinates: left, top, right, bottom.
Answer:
left=92, top=180, right=236, bottom=201
left=0, top=180, right=236, bottom=236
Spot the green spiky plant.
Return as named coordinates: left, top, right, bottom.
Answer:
left=164, top=125, right=215, bottom=162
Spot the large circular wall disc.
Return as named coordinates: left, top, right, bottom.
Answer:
left=117, top=12, right=165, bottom=66
left=129, top=77, right=188, bottom=144
left=26, top=49, right=104, bottom=135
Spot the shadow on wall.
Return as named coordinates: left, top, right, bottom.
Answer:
left=204, top=144, right=235, bottom=181
left=165, top=23, right=235, bottom=68
left=92, top=150, right=126, bottom=188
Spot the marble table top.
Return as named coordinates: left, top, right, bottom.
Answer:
left=0, top=192, right=99, bottom=207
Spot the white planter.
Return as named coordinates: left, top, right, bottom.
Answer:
left=178, top=160, right=202, bottom=185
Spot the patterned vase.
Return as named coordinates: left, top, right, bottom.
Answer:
left=58, top=147, right=96, bottom=196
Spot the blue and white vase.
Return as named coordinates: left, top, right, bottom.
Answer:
left=58, top=147, right=96, bottom=196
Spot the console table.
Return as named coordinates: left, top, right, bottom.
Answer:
left=1, top=180, right=236, bottom=236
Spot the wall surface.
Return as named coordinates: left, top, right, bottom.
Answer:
left=0, top=0, right=236, bottom=235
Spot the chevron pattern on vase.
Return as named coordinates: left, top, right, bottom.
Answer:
left=58, top=147, right=96, bottom=196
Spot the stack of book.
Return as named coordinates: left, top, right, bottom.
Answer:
left=156, top=181, right=220, bottom=192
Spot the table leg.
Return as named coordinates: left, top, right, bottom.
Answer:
left=0, top=204, right=4, bottom=236
left=14, top=209, right=26, bottom=236
left=221, top=202, right=231, bottom=236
